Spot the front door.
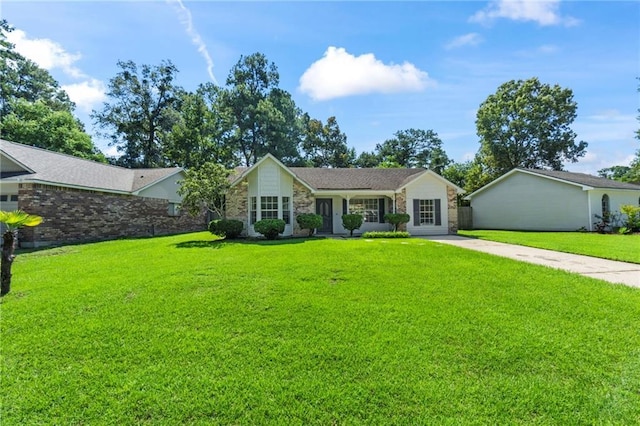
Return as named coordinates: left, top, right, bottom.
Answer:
left=315, top=198, right=333, bottom=233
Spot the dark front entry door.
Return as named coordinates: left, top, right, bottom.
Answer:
left=315, top=198, right=333, bottom=233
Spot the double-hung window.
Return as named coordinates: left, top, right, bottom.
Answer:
left=260, top=196, right=279, bottom=220
left=413, top=199, right=441, bottom=226
left=349, top=198, right=379, bottom=223
left=282, top=197, right=291, bottom=224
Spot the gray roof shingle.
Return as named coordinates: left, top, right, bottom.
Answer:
left=0, top=139, right=181, bottom=193
left=231, top=165, right=427, bottom=190
left=519, top=168, right=640, bottom=190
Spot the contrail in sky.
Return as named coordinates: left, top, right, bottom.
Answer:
left=168, top=0, right=218, bottom=84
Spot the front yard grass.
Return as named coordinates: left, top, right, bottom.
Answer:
left=2, top=232, right=639, bottom=424
left=458, top=230, right=640, bottom=264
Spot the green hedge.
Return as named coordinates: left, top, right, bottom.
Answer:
left=296, top=213, right=323, bottom=237
left=254, top=219, right=286, bottom=240
left=362, top=231, right=410, bottom=239
left=208, top=219, right=243, bottom=239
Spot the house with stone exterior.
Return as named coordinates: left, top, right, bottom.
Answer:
left=0, top=139, right=206, bottom=247
left=226, top=154, right=463, bottom=237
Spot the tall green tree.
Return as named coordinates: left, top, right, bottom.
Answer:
left=442, top=160, right=473, bottom=191
left=0, top=20, right=74, bottom=116
left=355, top=151, right=380, bottom=168
left=178, top=162, right=231, bottom=218
left=92, top=60, right=182, bottom=168
left=375, top=129, right=450, bottom=171
left=219, top=53, right=303, bottom=166
left=475, top=77, right=587, bottom=179
left=164, top=83, right=235, bottom=169
left=1, top=99, right=105, bottom=162
left=302, top=115, right=355, bottom=168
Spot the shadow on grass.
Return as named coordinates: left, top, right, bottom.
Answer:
left=174, top=236, right=327, bottom=249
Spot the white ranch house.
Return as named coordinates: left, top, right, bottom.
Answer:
left=225, top=154, right=464, bottom=237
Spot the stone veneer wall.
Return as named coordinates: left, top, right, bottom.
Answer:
left=292, top=181, right=314, bottom=236
left=225, top=179, right=249, bottom=236
left=446, top=185, right=458, bottom=234
left=17, top=183, right=206, bottom=247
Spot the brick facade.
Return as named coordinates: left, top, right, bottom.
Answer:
left=225, top=178, right=249, bottom=236
left=446, top=185, right=458, bottom=234
left=18, top=183, right=207, bottom=247
left=292, top=181, right=314, bottom=236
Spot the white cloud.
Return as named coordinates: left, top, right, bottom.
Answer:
left=61, top=79, right=107, bottom=113
left=167, top=0, right=218, bottom=84
left=445, top=33, right=483, bottom=50
left=6, top=29, right=85, bottom=78
left=470, top=0, right=579, bottom=27
left=299, top=47, right=432, bottom=101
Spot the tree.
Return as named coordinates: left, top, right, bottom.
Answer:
left=342, top=214, right=363, bottom=237
left=442, top=161, right=473, bottom=191
left=164, top=83, right=235, bottom=169
left=375, top=128, right=451, bottom=172
left=219, top=53, right=303, bottom=166
left=475, top=77, right=587, bottom=179
left=177, top=162, right=231, bottom=218
left=92, top=60, right=182, bottom=168
left=302, top=115, right=355, bottom=168
left=355, top=151, right=380, bottom=168
left=1, top=20, right=74, bottom=116
left=0, top=210, right=42, bottom=296
left=1, top=99, right=106, bottom=162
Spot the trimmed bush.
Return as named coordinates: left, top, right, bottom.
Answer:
left=296, top=213, right=323, bottom=237
left=384, top=213, right=410, bottom=231
left=254, top=219, right=286, bottom=240
left=208, top=219, right=243, bottom=239
left=342, top=214, right=363, bottom=237
left=362, top=231, right=410, bottom=239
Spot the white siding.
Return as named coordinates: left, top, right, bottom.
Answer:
left=0, top=181, right=20, bottom=212
left=405, top=173, right=449, bottom=235
left=246, top=157, right=294, bottom=236
left=138, top=173, right=184, bottom=202
left=588, top=189, right=640, bottom=228
left=471, top=172, right=588, bottom=231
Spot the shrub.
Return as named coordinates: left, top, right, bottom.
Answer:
left=342, top=214, right=363, bottom=237
left=620, top=205, right=640, bottom=232
left=254, top=219, right=286, bottom=240
left=384, top=213, right=410, bottom=231
left=208, top=219, right=243, bottom=239
left=362, top=231, right=410, bottom=239
left=296, top=213, right=323, bottom=237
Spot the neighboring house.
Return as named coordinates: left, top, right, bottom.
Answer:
left=0, top=139, right=206, bottom=247
left=465, top=168, right=640, bottom=231
left=226, top=154, right=463, bottom=237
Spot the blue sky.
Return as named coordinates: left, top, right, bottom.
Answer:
left=2, top=0, right=638, bottom=173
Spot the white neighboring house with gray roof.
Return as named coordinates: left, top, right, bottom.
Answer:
left=0, top=139, right=205, bottom=247
left=225, top=154, right=464, bottom=237
left=465, top=168, right=640, bottom=231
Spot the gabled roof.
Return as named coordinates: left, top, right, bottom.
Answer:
left=0, top=139, right=182, bottom=194
left=230, top=153, right=464, bottom=193
left=466, top=167, right=640, bottom=199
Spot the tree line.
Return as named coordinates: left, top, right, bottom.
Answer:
left=2, top=19, right=638, bottom=194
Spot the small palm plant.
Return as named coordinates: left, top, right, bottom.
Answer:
left=0, top=210, right=43, bottom=296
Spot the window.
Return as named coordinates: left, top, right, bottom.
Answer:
left=601, top=194, right=610, bottom=217
left=349, top=198, right=378, bottom=222
left=167, top=203, right=181, bottom=217
left=260, top=196, right=279, bottom=220
left=419, top=199, right=435, bottom=225
left=413, top=199, right=441, bottom=226
left=282, top=197, right=290, bottom=224
left=0, top=195, right=7, bottom=202
left=10, top=195, right=18, bottom=202
left=250, top=197, right=257, bottom=224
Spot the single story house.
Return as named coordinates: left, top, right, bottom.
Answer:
left=0, top=139, right=206, bottom=247
left=465, top=168, right=640, bottom=231
left=226, top=154, right=464, bottom=237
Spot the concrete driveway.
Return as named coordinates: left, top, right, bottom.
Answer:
left=425, top=235, right=640, bottom=289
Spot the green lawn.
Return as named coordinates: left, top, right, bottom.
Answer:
left=458, top=230, right=640, bottom=264
left=2, top=232, right=639, bottom=424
